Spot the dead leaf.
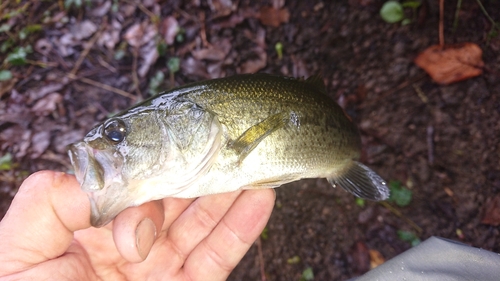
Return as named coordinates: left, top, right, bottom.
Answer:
left=31, top=93, right=63, bottom=116
left=481, top=194, right=500, bottom=226
left=26, top=83, right=65, bottom=102
left=35, top=38, right=53, bottom=56
left=258, top=6, right=290, bottom=27
left=350, top=241, right=370, bottom=274
left=30, top=131, right=51, bottom=159
left=181, top=57, right=210, bottom=79
left=240, top=48, right=267, bottom=74
left=192, top=38, right=232, bottom=61
left=98, top=19, right=122, bottom=50
left=369, top=249, right=385, bottom=269
left=160, top=16, right=179, bottom=45
left=91, top=0, right=111, bottom=17
left=70, top=20, right=98, bottom=41
left=0, top=78, right=18, bottom=99
left=414, top=43, right=484, bottom=85
left=138, top=41, right=159, bottom=77
left=124, top=21, right=157, bottom=47
left=208, top=0, right=235, bottom=17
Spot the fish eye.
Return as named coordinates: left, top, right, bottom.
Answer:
left=104, top=119, right=127, bottom=144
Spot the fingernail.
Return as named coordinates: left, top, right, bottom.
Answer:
left=136, top=218, right=156, bottom=260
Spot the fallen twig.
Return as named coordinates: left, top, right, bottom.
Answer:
left=380, top=201, right=423, bottom=234
left=256, top=237, right=267, bottom=281
left=67, top=73, right=136, bottom=100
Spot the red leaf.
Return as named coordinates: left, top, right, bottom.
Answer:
left=258, top=6, right=290, bottom=27
left=414, top=43, right=484, bottom=85
left=481, top=194, right=500, bottom=226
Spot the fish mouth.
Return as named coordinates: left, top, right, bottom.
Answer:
left=68, top=142, right=129, bottom=227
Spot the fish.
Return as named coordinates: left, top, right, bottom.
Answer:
left=68, top=73, right=389, bottom=227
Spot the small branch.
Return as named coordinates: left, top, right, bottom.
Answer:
left=380, top=201, right=423, bottom=234
left=256, top=237, right=267, bottom=281
left=427, top=125, right=435, bottom=165
left=475, top=0, right=498, bottom=28
left=70, top=24, right=104, bottom=76
left=67, top=73, right=136, bottom=100
left=439, top=0, right=444, bottom=47
left=131, top=46, right=142, bottom=97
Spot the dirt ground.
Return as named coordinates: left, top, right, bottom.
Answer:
left=1, top=0, right=500, bottom=280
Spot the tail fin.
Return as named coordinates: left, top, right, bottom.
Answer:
left=328, top=161, right=389, bottom=201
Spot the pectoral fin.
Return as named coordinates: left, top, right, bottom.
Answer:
left=231, top=112, right=288, bottom=163
left=328, top=161, right=390, bottom=201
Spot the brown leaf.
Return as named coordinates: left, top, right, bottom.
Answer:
left=30, top=131, right=51, bottom=159
left=124, top=21, right=157, bottom=47
left=350, top=241, right=370, bottom=274
left=159, top=16, right=179, bottom=45
left=414, top=43, right=484, bottom=85
left=481, top=194, right=500, bottom=226
left=258, top=6, right=290, bottom=27
left=0, top=78, right=17, bottom=99
left=240, top=47, right=267, bottom=74
left=192, top=48, right=227, bottom=61
left=369, top=249, right=385, bottom=269
left=208, top=0, right=235, bottom=17
left=181, top=57, right=210, bottom=79
left=31, top=93, right=63, bottom=117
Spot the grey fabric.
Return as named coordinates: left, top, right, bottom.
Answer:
left=351, top=236, right=500, bottom=281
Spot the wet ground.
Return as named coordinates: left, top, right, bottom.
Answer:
left=1, top=0, right=499, bottom=280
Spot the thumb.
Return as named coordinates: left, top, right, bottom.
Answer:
left=0, top=170, right=91, bottom=275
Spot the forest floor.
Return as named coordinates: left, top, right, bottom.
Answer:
left=1, top=0, right=499, bottom=280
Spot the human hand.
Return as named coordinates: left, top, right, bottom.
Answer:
left=0, top=171, right=275, bottom=280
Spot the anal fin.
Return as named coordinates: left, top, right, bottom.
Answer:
left=231, top=112, right=288, bottom=163
left=328, top=161, right=389, bottom=201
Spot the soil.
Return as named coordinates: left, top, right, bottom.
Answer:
left=1, top=1, right=500, bottom=280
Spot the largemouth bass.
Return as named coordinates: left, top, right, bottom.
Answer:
left=68, top=74, right=389, bottom=227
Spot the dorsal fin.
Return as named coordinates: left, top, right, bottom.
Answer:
left=305, top=74, right=326, bottom=94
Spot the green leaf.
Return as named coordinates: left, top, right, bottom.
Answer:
left=397, top=230, right=421, bottom=246
left=402, top=1, right=421, bottom=9
left=300, top=267, right=314, bottom=281
left=287, top=255, right=301, bottom=264
left=380, top=1, right=404, bottom=23
left=0, top=23, right=11, bottom=33
left=260, top=227, right=268, bottom=240
left=148, top=70, right=165, bottom=96
left=0, top=153, right=13, bottom=171
left=7, top=47, right=28, bottom=65
left=64, top=0, right=83, bottom=9
left=275, top=42, right=283, bottom=60
left=388, top=180, right=412, bottom=207
left=355, top=197, right=365, bottom=207
left=157, top=41, right=168, bottom=57
left=401, top=18, right=412, bottom=25
left=1, top=39, right=14, bottom=53
left=167, top=57, right=180, bottom=73
left=0, top=70, right=12, bottom=81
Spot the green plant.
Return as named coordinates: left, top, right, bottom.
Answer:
left=287, top=255, right=300, bottom=264
left=0, top=153, right=13, bottom=171
left=355, top=197, right=365, bottom=207
left=148, top=70, right=165, bottom=96
left=388, top=180, right=412, bottom=207
left=380, top=0, right=421, bottom=25
left=260, top=227, right=269, bottom=240
left=0, top=70, right=13, bottom=81
left=397, top=230, right=421, bottom=246
left=299, top=267, right=314, bottom=281
left=275, top=42, right=283, bottom=60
